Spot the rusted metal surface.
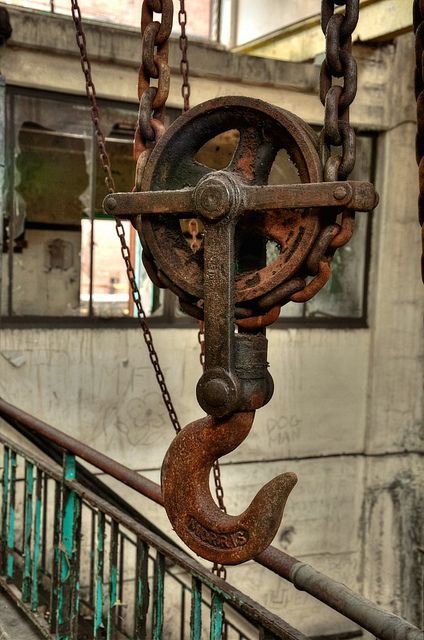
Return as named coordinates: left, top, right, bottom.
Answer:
left=89, top=0, right=377, bottom=568
left=413, top=0, right=424, bottom=282
left=257, top=551, right=423, bottom=640
left=161, top=411, right=296, bottom=564
left=119, top=0, right=376, bottom=566
left=178, top=0, right=190, bottom=113
left=104, top=180, right=377, bottom=218
left=0, top=397, right=163, bottom=506
left=138, top=96, right=323, bottom=313
left=0, top=402, right=422, bottom=640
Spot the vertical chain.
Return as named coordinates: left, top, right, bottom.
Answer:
left=413, top=0, right=424, bottom=282
left=178, top=0, right=191, bottom=113
left=290, top=0, right=359, bottom=305
left=70, top=0, right=181, bottom=435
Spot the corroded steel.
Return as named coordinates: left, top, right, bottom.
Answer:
left=413, top=0, right=424, bottom=281
left=161, top=412, right=297, bottom=564
left=138, top=97, right=323, bottom=313
left=111, top=86, right=376, bottom=563
left=104, top=180, right=377, bottom=218
left=1, top=401, right=422, bottom=640
left=135, top=0, right=172, bottom=157
left=83, top=0, right=377, bottom=567
left=178, top=0, right=191, bottom=113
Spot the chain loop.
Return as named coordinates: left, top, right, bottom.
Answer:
left=136, top=0, right=173, bottom=157
left=287, top=0, right=359, bottom=304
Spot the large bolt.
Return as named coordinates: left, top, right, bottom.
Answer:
left=333, top=185, right=348, bottom=201
left=193, top=171, right=244, bottom=222
left=202, top=378, right=232, bottom=408
left=105, top=196, right=117, bottom=212
left=196, top=368, right=240, bottom=417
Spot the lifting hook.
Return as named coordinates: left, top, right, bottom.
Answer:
left=161, top=411, right=297, bottom=565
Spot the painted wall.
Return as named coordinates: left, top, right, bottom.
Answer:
left=0, top=8, right=422, bottom=634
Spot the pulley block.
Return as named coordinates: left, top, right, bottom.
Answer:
left=103, top=95, right=378, bottom=565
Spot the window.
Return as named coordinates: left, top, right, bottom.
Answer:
left=1, top=88, right=373, bottom=328
left=3, top=0, right=221, bottom=41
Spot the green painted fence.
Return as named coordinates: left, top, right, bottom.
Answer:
left=0, top=431, right=305, bottom=640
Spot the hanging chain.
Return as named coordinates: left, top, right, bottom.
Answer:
left=286, top=0, right=359, bottom=305
left=178, top=0, right=191, bottom=113
left=70, top=0, right=181, bottom=435
left=413, top=0, right=424, bottom=282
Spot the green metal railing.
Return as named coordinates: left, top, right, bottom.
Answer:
left=0, top=430, right=306, bottom=640
left=0, top=399, right=422, bottom=640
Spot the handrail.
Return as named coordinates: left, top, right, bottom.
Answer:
left=0, top=427, right=307, bottom=640
left=0, top=397, right=421, bottom=640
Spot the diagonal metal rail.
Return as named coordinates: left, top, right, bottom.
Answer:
left=0, top=397, right=421, bottom=640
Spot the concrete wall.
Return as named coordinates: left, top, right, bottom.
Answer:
left=0, top=7, right=422, bottom=634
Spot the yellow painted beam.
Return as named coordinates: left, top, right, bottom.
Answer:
left=233, top=0, right=412, bottom=62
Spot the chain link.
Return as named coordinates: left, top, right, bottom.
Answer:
left=413, top=0, right=424, bottom=282
left=178, top=0, right=191, bottom=113
left=135, top=0, right=173, bottom=160
left=287, top=0, right=359, bottom=304
left=71, top=0, right=181, bottom=435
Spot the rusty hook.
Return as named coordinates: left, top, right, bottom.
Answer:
left=161, top=411, right=297, bottom=565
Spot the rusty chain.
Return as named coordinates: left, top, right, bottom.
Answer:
left=413, top=0, right=424, bottom=282
left=139, top=1, right=361, bottom=322
left=71, top=0, right=181, bottom=435
left=178, top=0, right=191, bottom=113
left=290, top=0, right=359, bottom=305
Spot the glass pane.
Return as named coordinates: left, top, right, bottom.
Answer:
left=7, top=93, right=91, bottom=317
left=4, top=0, right=215, bottom=40
left=304, top=136, right=372, bottom=320
left=3, top=91, right=164, bottom=319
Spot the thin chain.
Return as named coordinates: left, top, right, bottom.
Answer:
left=70, top=0, right=181, bottom=435
left=178, top=0, right=191, bottom=113
left=413, top=0, right=424, bottom=282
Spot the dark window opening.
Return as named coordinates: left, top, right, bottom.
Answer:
left=0, top=88, right=374, bottom=328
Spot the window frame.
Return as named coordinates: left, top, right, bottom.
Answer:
left=0, top=86, right=374, bottom=330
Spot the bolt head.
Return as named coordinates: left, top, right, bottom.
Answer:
left=202, top=378, right=231, bottom=407
left=106, top=196, right=117, bottom=211
left=333, top=186, right=347, bottom=201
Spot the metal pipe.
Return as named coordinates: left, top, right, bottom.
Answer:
left=255, top=550, right=423, bottom=640
left=0, top=397, right=421, bottom=640
left=0, top=397, right=163, bottom=506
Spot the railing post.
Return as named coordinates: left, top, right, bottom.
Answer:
left=134, top=538, right=149, bottom=639
left=50, top=479, right=62, bottom=634
left=210, top=592, right=224, bottom=640
left=152, top=552, right=165, bottom=640
left=22, top=460, right=34, bottom=603
left=190, top=577, right=202, bottom=640
left=94, top=510, right=105, bottom=640
left=7, top=450, right=16, bottom=579
left=0, top=446, right=9, bottom=575
left=57, top=453, right=81, bottom=640
left=31, top=469, right=43, bottom=611
left=106, top=519, right=119, bottom=639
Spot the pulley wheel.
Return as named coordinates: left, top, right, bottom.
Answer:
left=139, top=96, right=323, bottom=305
